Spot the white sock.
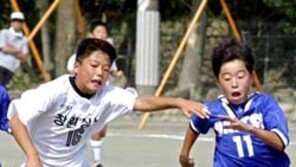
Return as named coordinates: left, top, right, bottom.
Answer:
left=90, top=140, right=103, bottom=164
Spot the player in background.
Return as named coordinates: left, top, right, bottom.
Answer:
left=0, top=12, right=29, bottom=88
left=67, top=20, right=125, bottom=167
left=8, top=38, right=210, bottom=167
left=179, top=38, right=290, bottom=167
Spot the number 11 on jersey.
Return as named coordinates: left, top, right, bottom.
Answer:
left=232, top=135, right=254, bottom=158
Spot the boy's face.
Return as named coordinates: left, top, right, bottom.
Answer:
left=90, top=25, right=108, bottom=40
left=10, top=20, right=23, bottom=32
left=217, top=59, right=253, bottom=104
left=74, top=51, right=111, bottom=94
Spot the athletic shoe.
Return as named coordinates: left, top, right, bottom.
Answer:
left=93, top=162, right=103, bottom=167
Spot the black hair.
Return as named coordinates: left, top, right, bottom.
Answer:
left=89, top=20, right=110, bottom=35
left=76, top=38, right=116, bottom=64
left=211, top=38, right=254, bottom=78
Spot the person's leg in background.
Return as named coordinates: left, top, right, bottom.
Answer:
left=91, top=125, right=107, bottom=167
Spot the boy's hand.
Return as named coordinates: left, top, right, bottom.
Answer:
left=179, top=155, right=195, bottom=167
left=219, top=115, right=253, bottom=132
left=179, top=98, right=210, bottom=119
left=17, top=52, right=27, bottom=62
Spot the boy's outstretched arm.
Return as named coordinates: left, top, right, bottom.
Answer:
left=10, top=113, right=42, bottom=167
left=133, top=96, right=210, bottom=119
left=179, top=126, right=199, bottom=167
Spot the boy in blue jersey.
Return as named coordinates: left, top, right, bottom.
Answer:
left=179, top=38, right=290, bottom=167
left=0, top=85, right=10, bottom=132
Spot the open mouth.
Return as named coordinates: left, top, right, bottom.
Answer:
left=231, top=92, right=241, bottom=97
left=92, top=79, right=102, bottom=86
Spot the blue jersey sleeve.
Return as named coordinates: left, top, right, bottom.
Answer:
left=260, top=94, right=289, bottom=147
left=190, top=100, right=223, bottom=134
left=190, top=102, right=217, bottom=134
left=0, top=86, right=10, bottom=132
left=190, top=114, right=211, bottom=134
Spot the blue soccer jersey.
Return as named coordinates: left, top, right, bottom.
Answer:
left=190, top=92, right=290, bottom=167
left=0, top=86, right=10, bottom=132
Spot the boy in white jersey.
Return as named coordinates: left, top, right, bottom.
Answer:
left=179, top=38, right=290, bottom=167
left=8, top=38, right=210, bottom=167
left=67, top=20, right=125, bottom=167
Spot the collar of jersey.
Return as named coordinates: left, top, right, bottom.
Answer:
left=69, top=76, right=94, bottom=99
left=218, top=92, right=259, bottom=117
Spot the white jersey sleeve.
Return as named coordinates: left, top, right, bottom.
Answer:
left=95, top=86, right=137, bottom=127
left=8, top=80, right=60, bottom=128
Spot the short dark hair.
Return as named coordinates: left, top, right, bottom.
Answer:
left=211, top=38, right=254, bottom=78
left=76, top=38, right=116, bottom=64
left=89, top=20, right=110, bottom=35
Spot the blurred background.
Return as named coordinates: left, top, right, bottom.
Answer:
left=0, top=0, right=295, bottom=123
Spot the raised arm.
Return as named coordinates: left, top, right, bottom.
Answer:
left=10, top=113, right=42, bottom=167
left=179, top=126, right=199, bottom=167
left=133, top=96, right=210, bottom=119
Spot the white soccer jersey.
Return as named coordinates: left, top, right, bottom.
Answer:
left=8, top=75, right=136, bottom=167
